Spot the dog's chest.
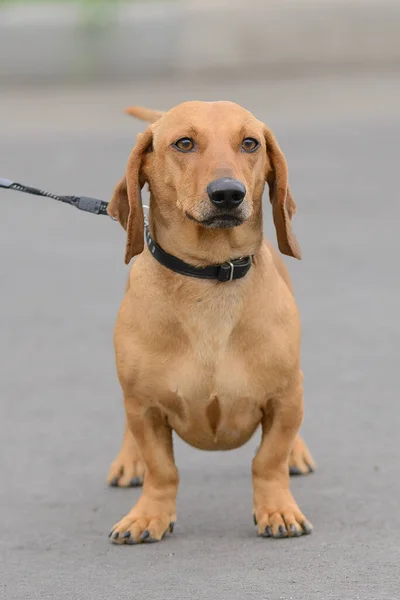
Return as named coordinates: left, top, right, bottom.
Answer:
left=122, top=261, right=299, bottom=451
left=164, top=352, right=264, bottom=450
left=158, top=295, right=283, bottom=450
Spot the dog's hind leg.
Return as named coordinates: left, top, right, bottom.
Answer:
left=289, top=435, right=316, bottom=476
left=107, top=420, right=146, bottom=488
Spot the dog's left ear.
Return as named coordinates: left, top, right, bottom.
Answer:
left=264, top=127, right=301, bottom=260
left=107, top=128, right=153, bottom=264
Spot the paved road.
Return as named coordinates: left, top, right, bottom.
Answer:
left=1, top=75, right=399, bottom=600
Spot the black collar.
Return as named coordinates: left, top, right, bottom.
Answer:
left=145, top=225, right=252, bottom=283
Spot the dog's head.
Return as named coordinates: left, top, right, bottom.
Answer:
left=108, top=101, right=300, bottom=264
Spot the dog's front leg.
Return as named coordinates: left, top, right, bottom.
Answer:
left=109, top=400, right=179, bottom=544
left=252, top=377, right=313, bottom=539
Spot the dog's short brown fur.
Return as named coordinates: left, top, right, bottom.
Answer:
left=106, top=101, right=315, bottom=543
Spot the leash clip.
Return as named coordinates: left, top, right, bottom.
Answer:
left=75, top=196, right=107, bottom=215
left=142, top=204, right=150, bottom=227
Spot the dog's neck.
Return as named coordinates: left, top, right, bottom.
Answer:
left=147, top=199, right=263, bottom=268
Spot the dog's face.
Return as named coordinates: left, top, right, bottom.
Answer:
left=145, top=101, right=268, bottom=230
left=108, top=101, right=301, bottom=264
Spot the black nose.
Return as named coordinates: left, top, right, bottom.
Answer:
left=207, top=178, right=246, bottom=210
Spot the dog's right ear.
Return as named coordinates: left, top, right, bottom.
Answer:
left=264, top=126, right=302, bottom=260
left=107, top=128, right=153, bottom=264
left=125, top=105, right=165, bottom=123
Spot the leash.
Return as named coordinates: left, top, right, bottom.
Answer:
left=1, top=176, right=252, bottom=282
left=0, top=177, right=110, bottom=216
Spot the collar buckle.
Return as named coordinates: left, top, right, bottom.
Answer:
left=218, top=260, right=236, bottom=283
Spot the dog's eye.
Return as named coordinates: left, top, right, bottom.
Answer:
left=241, top=138, right=259, bottom=153
left=173, top=137, right=195, bottom=152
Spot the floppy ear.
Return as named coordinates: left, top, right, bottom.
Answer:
left=107, top=128, right=153, bottom=264
left=107, top=176, right=130, bottom=231
left=125, top=105, right=165, bottom=123
left=264, top=127, right=301, bottom=260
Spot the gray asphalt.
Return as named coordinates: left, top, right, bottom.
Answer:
left=1, top=75, right=399, bottom=600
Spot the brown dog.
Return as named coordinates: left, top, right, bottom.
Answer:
left=106, top=101, right=315, bottom=544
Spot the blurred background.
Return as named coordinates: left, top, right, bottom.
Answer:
left=1, top=1, right=400, bottom=599
left=1, top=0, right=400, bottom=83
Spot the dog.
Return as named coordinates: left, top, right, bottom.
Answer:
left=106, top=101, right=315, bottom=544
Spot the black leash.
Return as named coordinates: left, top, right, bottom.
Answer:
left=1, top=176, right=253, bottom=282
left=0, top=177, right=109, bottom=216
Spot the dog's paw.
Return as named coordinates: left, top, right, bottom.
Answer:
left=289, top=435, right=316, bottom=476
left=106, top=452, right=145, bottom=488
left=254, top=504, right=313, bottom=539
left=109, top=510, right=176, bottom=545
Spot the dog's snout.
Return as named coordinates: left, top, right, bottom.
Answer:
left=207, top=178, right=246, bottom=210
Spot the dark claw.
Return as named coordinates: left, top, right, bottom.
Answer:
left=253, top=514, right=258, bottom=526
left=169, top=522, right=175, bottom=533
left=261, top=525, right=272, bottom=538
left=112, top=532, right=119, bottom=540
left=302, top=521, right=313, bottom=535
left=306, top=463, right=314, bottom=473
left=289, top=524, right=301, bottom=537
left=108, top=529, right=114, bottom=538
left=122, top=531, right=131, bottom=539
left=289, top=466, right=302, bottom=476
left=130, top=477, right=143, bottom=487
left=141, top=531, right=157, bottom=543
left=109, top=477, right=119, bottom=487
left=273, top=525, right=287, bottom=539
left=126, top=538, right=138, bottom=545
